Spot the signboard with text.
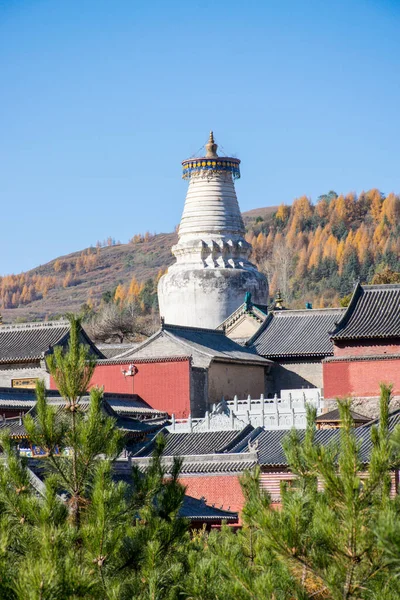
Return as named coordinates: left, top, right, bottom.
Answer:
left=11, top=378, right=38, bottom=389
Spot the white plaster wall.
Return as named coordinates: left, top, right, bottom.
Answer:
left=0, top=364, right=49, bottom=388
left=208, top=362, right=266, bottom=405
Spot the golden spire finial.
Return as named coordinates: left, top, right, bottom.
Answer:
left=205, top=130, right=218, bottom=158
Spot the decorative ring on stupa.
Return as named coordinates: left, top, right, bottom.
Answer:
left=182, top=156, right=241, bottom=180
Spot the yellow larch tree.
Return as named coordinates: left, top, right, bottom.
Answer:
left=381, top=193, right=400, bottom=226
left=323, top=234, right=338, bottom=261
left=114, top=283, right=127, bottom=305
left=368, top=188, right=383, bottom=223
left=276, top=203, right=290, bottom=223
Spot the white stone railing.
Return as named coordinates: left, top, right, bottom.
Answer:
left=168, top=389, right=324, bottom=432
left=225, top=389, right=323, bottom=429
left=169, top=414, right=208, bottom=432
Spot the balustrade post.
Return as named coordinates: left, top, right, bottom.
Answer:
left=171, top=413, right=176, bottom=432
left=234, top=394, right=238, bottom=412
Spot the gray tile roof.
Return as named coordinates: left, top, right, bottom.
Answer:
left=315, top=408, right=370, bottom=423
left=0, top=320, right=104, bottom=363
left=0, top=393, right=165, bottom=438
left=353, top=411, right=400, bottom=462
left=115, top=323, right=271, bottom=367
left=179, top=495, right=238, bottom=522
left=0, top=387, right=163, bottom=419
left=247, top=308, right=345, bottom=358
left=331, top=284, right=400, bottom=340
left=133, top=425, right=254, bottom=457
left=0, top=387, right=61, bottom=412
left=0, top=417, right=27, bottom=438
left=217, top=302, right=268, bottom=330
left=233, top=410, right=400, bottom=466
left=129, top=453, right=258, bottom=474
left=177, top=459, right=257, bottom=474
left=106, top=399, right=167, bottom=417
left=127, top=411, right=400, bottom=473
left=97, top=343, right=140, bottom=358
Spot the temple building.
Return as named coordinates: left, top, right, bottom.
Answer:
left=89, top=321, right=272, bottom=418
left=246, top=307, right=345, bottom=393
left=324, top=283, right=400, bottom=415
left=158, top=132, right=268, bottom=329
left=127, top=406, right=400, bottom=517
left=217, top=292, right=269, bottom=342
left=0, top=320, right=103, bottom=389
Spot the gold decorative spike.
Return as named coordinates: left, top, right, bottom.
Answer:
left=205, top=130, right=218, bottom=158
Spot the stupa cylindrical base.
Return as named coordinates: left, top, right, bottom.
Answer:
left=158, top=268, right=268, bottom=329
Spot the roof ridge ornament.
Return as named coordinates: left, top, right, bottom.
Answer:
left=205, top=130, right=218, bottom=158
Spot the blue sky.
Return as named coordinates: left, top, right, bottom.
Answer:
left=1, top=0, right=400, bottom=274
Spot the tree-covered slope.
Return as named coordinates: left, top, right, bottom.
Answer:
left=1, top=190, right=399, bottom=323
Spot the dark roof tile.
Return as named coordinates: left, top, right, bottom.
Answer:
left=134, top=425, right=254, bottom=457
left=179, top=495, right=238, bottom=521
left=236, top=410, right=400, bottom=466
left=117, top=324, right=270, bottom=366
left=315, top=408, right=370, bottom=423
left=0, top=388, right=163, bottom=418
left=247, top=309, right=345, bottom=358
left=0, top=392, right=164, bottom=438
left=0, top=321, right=104, bottom=363
left=332, top=284, right=400, bottom=340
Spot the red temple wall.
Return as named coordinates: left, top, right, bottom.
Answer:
left=50, top=359, right=191, bottom=418
left=179, top=474, right=245, bottom=516
left=323, top=357, right=400, bottom=399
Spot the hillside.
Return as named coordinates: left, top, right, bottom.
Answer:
left=0, top=206, right=277, bottom=323
left=1, top=191, right=399, bottom=323
left=0, top=232, right=178, bottom=322
left=247, top=190, right=400, bottom=308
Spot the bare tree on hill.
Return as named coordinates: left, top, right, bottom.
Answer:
left=85, top=302, right=156, bottom=344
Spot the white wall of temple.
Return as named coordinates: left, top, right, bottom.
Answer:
left=0, top=363, right=50, bottom=388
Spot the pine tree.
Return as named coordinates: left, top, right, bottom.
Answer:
left=240, top=384, right=400, bottom=599
left=0, top=314, right=190, bottom=599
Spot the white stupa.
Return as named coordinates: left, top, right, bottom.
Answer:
left=158, top=132, right=268, bottom=329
